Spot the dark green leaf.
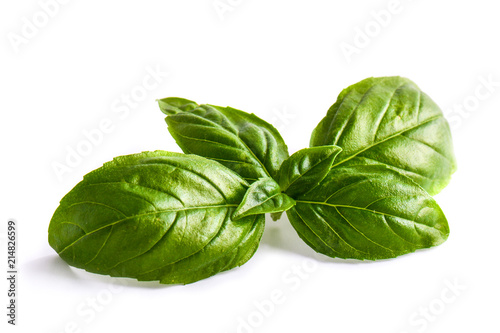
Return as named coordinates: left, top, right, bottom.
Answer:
left=287, top=164, right=449, bottom=260
left=233, top=178, right=296, bottom=220
left=48, top=151, right=264, bottom=285
left=277, top=145, right=342, bottom=198
left=270, top=212, right=284, bottom=221
left=158, top=97, right=289, bottom=183
left=310, top=77, right=456, bottom=195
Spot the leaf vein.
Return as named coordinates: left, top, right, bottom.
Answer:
left=57, top=204, right=238, bottom=255
left=332, top=115, right=443, bottom=168
left=334, top=207, right=394, bottom=253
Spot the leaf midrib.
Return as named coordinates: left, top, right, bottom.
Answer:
left=295, top=200, right=438, bottom=231
left=282, top=150, right=336, bottom=193
left=170, top=113, right=272, bottom=179
left=236, top=192, right=291, bottom=218
left=58, top=204, right=238, bottom=255
left=331, top=115, right=442, bottom=168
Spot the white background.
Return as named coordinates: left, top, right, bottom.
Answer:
left=1, top=1, right=499, bottom=332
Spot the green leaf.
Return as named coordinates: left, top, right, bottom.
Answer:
left=270, top=212, right=283, bottom=221
left=286, top=164, right=449, bottom=260
left=158, top=97, right=289, bottom=183
left=310, top=77, right=456, bottom=195
left=48, top=151, right=264, bottom=285
left=277, top=145, right=342, bottom=198
left=233, top=178, right=296, bottom=220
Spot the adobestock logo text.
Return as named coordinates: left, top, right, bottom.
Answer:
left=51, top=65, right=168, bottom=182
left=7, top=0, right=72, bottom=54
left=235, top=259, right=318, bottom=333
left=340, top=0, right=416, bottom=64
left=399, top=278, right=466, bottom=333
left=444, top=74, right=499, bottom=131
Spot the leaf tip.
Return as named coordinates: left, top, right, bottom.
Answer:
left=158, top=97, right=198, bottom=115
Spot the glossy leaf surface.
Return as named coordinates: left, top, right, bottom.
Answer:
left=158, top=97, right=289, bottom=183
left=48, top=151, right=264, bottom=285
left=233, top=178, right=296, bottom=220
left=310, top=77, right=456, bottom=195
left=287, top=164, right=449, bottom=260
left=277, top=145, right=342, bottom=198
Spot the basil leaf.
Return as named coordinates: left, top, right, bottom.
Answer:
left=48, top=151, right=264, bottom=284
left=158, top=97, right=289, bottom=183
left=233, top=178, right=296, bottom=221
left=277, top=145, right=342, bottom=198
left=287, top=164, right=449, bottom=260
left=310, top=77, right=456, bottom=195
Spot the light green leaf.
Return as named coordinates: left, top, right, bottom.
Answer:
left=277, top=145, right=342, bottom=198
left=48, top=151, right=264, bottom=285
left=233, top=178, right=296, bottom=220
left=158, top=97, right=289, bottom=183
left=287, top=164, right=449, bottom=260
left=310, top=77, right=456, bottom=195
